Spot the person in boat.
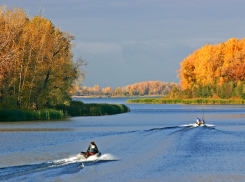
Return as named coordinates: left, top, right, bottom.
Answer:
left=199, top=118, right=205, bottom=124
left=196, top=118, right=200, bottom=125
left=85, top=141, right=99, bottom=157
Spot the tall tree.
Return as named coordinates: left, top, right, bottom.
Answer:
left=0, top=6, right=85, bottom=109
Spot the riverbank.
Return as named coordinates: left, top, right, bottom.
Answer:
left=72, top=95, right=164, bottom=98
left=127, top=98, right=245, bottom=104
left=54, top=101, right=130, bottom=117
left=0, top=101, right=130, bottom=121
left=0, top=109, right=64, bottom=122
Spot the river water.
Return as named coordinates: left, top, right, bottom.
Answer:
left=1, top=98, right=245, bottom=181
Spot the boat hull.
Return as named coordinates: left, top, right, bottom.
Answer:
left=77, top=152, right=101, bottom=160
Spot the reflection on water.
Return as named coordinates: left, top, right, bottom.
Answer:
left=0, top=128, right=73, bottom=132
left=204, top=114, right=245, bottom=119
left=1, top=98, right=245, bottom=181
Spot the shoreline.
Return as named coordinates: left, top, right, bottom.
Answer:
left=126, top=98, right=245, bottom=105
left=0, top=102, right=130, bottom=122
left=72, top=95, right=164, bottom=98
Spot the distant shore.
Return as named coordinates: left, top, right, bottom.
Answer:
left=72, top=95, right=164, bottom=98
left=127, top=98, right=245, bottom=105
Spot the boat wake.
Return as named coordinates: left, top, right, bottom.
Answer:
left=77, top=153, right=118, bottom=162
left=147, top=123, right=215, bottom=131
left=180, top=123, right=215, bottom=128
left=0, top=157, right=82, bottom=181
left=0, top=153, right=118, bottom=181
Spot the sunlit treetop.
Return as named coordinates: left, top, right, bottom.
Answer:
left=178, top=38, right=245, bottom=90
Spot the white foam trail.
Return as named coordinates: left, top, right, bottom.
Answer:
left=47, top=155, right=82, bottom=168
left=43, top=153, right=117, bottom=170
left=77, top=153, right=118, bottom=162
left=52, top=156, right=78, bottom=164
left=179, top=124, right=198, bottom=127
left=99, top=153, right=118, bottom=161
left=179, top=123, right=215, bottom=128
left=204, top=124, right=215, bottom=127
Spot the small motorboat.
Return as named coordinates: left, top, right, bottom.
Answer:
left=77, top=152, right=101, bottom=160
left=195, top=118, right=205, bottom=126
left=198, top=122, right=204, bottom=126
left=195, top=121, right=205, bottom=126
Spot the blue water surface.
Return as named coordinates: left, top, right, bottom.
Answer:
left=1, top=97, right=245, bottom=181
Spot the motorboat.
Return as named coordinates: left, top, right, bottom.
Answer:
left=77, top=152, right=101, bottom=160
left=195, top=121, right=205, bottom=126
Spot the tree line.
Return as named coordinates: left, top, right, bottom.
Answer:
left=73, top=81, right=179, bottom=96
left=168, top=38, right=245, bottom=99
left=166, top=81, right=245, bottom=99
left=0, top=6, right=84, bottom=110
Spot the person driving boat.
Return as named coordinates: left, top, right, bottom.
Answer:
left=199, top=118, right=205, bottom=124
left=85, top=141, right=99, bottom=158
left=196, top=118, right=200, bottom=125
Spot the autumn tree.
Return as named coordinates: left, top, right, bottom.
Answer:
left=104, top=87, right=112, bottom=95
left=75, top=81, right=178, bottom=96
left=0, top=6, right=85, bottom=109
left=178, top=38, right=245, bottom=90
left=173, top=38, right=245, bottom=99
left=114, top=87, right=122, bottom=95
left=93, top=85, right=100, bottom=95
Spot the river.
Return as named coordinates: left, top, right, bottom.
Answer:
left=1, top=98, right=245, bottom=181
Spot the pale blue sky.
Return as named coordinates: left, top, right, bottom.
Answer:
left=4, top=0, right=245, bottom=88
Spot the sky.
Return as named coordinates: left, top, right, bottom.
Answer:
left=3, top=0, right=245, bottom=88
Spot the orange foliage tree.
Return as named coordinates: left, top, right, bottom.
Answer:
left=178, top=38, right=245, bottom=91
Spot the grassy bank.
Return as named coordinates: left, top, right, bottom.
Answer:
left=72, top=95, right=164, bottom=98
left=0, top=109, right=64, bottom=122
left=127, top=98, right=245, bottom=104
left=0, top=101, right=130, bottom=121
left=54, top=101, right=130, bottom=116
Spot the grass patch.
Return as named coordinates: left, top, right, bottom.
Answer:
left=0, top=109, right=64, bottom=122
left=54, top=101, right=130, bottom=116
left=0, top=101, right=130, bottom=121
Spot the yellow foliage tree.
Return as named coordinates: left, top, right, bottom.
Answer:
left=0, top=6, right=85, bottom=109
left=178, top=38, right=245, bottom=90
